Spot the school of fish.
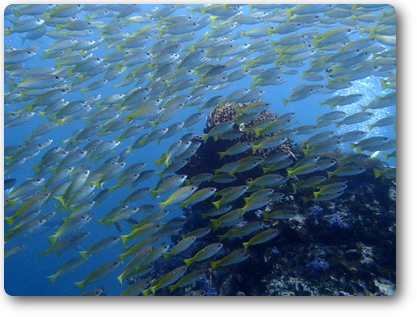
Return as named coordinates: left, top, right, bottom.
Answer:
left=4, top=4, right=396, bottom=296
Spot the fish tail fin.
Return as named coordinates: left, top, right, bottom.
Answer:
left=5, top=156, right=14, bottom=164
left=183, top=258, right=193, bottom=267
left=210, top=261, right=219, bottom=269
left=285, top=8, right=294, bottom=22
left=312, top=38, right=320, bottom=48
left=327, top=171, right=334, bottom=179
left=301, top=71, right=308, bottom=81
left=253, top=128, right=262, bottom=138
left=74, top=281, right=85, bottom=292
left=97, top=218, right=105, bottom=226
left=79, top=251, right=89, bottom=261
left=373, top=168, right=382, bottom=179
left=150, top=189, right=158, bottom=199
left=242, top=242, right=249, bottom=252
left=210, top=219, right=219, bottom=231
left=46, top=275, right=56, bottom=285
left=243, top=127, right=253, bottom=135
left=212, top=200, right=221, bottom=210
left=150, top=286, right=157, bottom=296
left=6, top=79, right=17, bottom=92
left=153, top=156, right=165, bottom=167
left=4, top=216, right=15, bottom=226
left=92, top=180, right=101, bottom=189
left=120, top=235, right=129, bottom=246
left=162, top=253, right=170, bottom=261
left=118, top=253, right=127, bottom=262
left=117, top=274, right=123, bottom=286
left=282, top=98, right=289, bottom=106
left=4, top=234, right=11, bottom=242
left=46, top=235, right=57, bottom=245
left=54, top=196, right=66, bottom=205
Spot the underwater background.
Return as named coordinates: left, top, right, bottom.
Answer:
left=4, top=3, right=397, bottom=298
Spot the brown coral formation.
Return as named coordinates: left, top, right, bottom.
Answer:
left=178, top=100, right=295, bottom=186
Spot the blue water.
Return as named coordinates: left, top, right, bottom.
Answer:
left=4, top=4, right=396, bottom=296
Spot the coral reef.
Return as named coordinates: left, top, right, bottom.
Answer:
left=179, top=101, right=294, bottom=183
left=126, top=101, right=396, bottom=296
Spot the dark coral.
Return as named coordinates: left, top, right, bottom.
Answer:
left=142, top=100, right=397, bottom=296
left=178, top=101, right=294, bottom=184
